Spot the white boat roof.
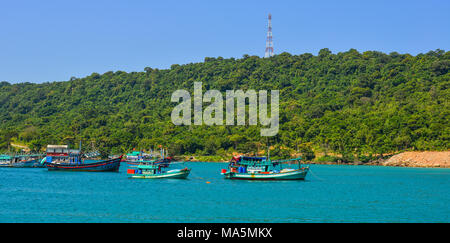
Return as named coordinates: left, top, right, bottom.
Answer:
left=47, top=145, right=68, bottom=149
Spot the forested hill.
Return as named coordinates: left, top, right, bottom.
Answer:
left=0, top=49, right=448, bottom=161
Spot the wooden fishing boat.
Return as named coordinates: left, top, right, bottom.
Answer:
left=127, top=157, right=191, bottom=179
left=221, top=156, right=309, bottom=180
left=42, top=145, right=122, bottom=172
left=43, top=157, right=122, bottom=172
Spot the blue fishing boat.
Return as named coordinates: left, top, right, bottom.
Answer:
left=221, top=156, right=309, bottom=180
left=42, top=145, right=122, bottom=172
left=127, top=157, right=191, bottom=179
left=127, top=148, right=191, bottom=179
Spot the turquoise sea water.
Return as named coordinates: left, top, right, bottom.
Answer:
left=0, top=162, right=449, bottom=222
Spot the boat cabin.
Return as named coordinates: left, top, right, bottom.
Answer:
left=130, top=158, right=173, bottom=175
left=229, top=156, right=274, bottom=173
left=46, top=145, right=81, bottom=164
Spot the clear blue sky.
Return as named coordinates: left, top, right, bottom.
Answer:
left=1, top=0, right=449, bottom=83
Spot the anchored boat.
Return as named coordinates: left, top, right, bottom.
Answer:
left=0, top=154, right=45, bottom=168
left=0, top=154, right=10, bottom=166
left=127, top=157, right=191, bottom=179
left=41, top=145, right=122, bottom=172
left=221, top=156, right=309, bottom=180
left=125, top=150, right=156, bottom=165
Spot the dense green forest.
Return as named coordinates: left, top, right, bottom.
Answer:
left=0, top=49, right=448, bottom=162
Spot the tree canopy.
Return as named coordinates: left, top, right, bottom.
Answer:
left=0, top=49, right=448, bottom=162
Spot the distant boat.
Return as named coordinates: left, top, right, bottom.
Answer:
left=41, top=145, right=122, bottom=172
left=127, top=157, right=191, bottom=179
left=221, top=156, right=309, bottom=180
left=0, top=154, right=45, bottom=168
left=0, top=154, right=12, bottom=167
left=125, top=151, right=155, bottom=165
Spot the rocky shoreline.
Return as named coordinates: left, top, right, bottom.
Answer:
left=380, top=151, right=450, bottom=168
left=182, top=151, right=450, bottom=168
left=308, top=151, right=450, bottom=168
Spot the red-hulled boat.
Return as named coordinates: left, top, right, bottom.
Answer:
left=42, top=145, right=122, bottom=172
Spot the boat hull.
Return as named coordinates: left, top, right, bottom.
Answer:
left=222, top=168, right=308, bottom=180
left=130, top=169, right=190, bottom=179
left=44, top=157, right=122, bottom=172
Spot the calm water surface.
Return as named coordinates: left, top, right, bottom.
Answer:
left=0, top=163, right=449, bottom=222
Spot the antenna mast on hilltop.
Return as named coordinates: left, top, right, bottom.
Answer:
left=265, top=13, right=274, bottom=58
